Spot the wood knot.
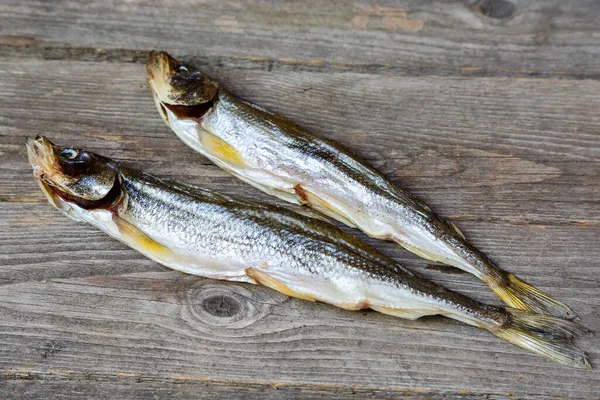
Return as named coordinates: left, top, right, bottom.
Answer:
left=477, top=0, right=516, bottom=19
left=185, top=282, right=277, bottom=331
left=201, top=294, right=242, bottom=318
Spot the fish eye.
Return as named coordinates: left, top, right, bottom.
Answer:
left=60, top=148, right=79, bottom=160
left=175, top=65, right=189, bottom=74
left=58, top=148, right=92, bottom=175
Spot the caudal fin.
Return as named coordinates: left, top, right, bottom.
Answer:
left=492, top=273, right=576, bottom=319
left=493, top=308, right=591, bottom=369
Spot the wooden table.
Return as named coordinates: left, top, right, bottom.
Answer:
left=1, top=1, right=598, bottom=398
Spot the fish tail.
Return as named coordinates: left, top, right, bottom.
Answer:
left=490, top=308, right=591, bottom=369
left=491, top=273, right=576, bottom=319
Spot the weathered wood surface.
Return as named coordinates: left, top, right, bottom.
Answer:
left=1, top=1, right=599, bottom=398
left=1, top=0, right=600, bottom=79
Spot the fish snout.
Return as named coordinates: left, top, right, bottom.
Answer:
left=26, top=135, right=56, bottom=170
left=146, top=50, right=179, bottom=106
left=146, top=50, right=176, bottom=82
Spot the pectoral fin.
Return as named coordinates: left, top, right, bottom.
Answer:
left=113, top=216, right=173, bottom=258
left=245, top=267, right=316, bottom=301
left=199, top=129, right=246, bottom=167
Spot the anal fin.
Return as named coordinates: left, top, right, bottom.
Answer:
left=245, top=267, right=316, bottom=302
left=293, top=184, right=356, bottom=228
left=394, top=239, right=448, bottom=264
left=370, top=305, right=434, bottom=320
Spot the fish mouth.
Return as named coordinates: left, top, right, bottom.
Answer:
left=26, top=136, right=59, bottom=182
left=148, top=87, right=170, bottom=125
left=146, top=50, right=177, bottom=83
left=146, top=50, right=174, bottom=124
left=146, top=51, right=178, bottom=104
left=26, top=136, right=69, bottom=208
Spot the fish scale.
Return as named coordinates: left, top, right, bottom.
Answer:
left=147, top=50, right=576, bottom=321
left=26, top=135, right=590, bottom=369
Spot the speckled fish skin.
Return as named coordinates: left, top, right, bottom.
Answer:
left=26, top=136, right=590, bottom=369
left=146, top=50, right=575, bottom=320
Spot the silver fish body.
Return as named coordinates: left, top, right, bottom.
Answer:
left=88, top=166, right=495, bottom=322
left=27, top=136, right=590, bottom=369
left=147, top=51, right=574, bottom=319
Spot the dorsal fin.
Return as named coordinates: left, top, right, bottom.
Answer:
left=447, top=220, right=465, bottom=240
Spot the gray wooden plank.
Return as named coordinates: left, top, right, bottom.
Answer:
left=0, top=376, right=572, bottom=400
left=1, top=0, right=599, bottom=79
left=0, top=203, right=598, bottom=398
left=1, top=13, right=599, bottom=395
left=1, top=59, right=598, bottom=227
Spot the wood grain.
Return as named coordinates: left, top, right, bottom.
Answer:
left=1, top=0, right=599, bottom=398
left=0, top=58, right=599, bottom=398
left=1, top=0, right=599, bottom=79
left=6, top=378, right=557, bottom=400
left=0, top=205, right=598, bottom=398
left=1, top=60, right=598, bottom=225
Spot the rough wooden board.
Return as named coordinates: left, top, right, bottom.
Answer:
left=0, top=204, right=598, bottom=397
left=1, top=60, right=599, bottom=227
left=0, top=378, right=584, bottom=400
left=0, top=55, right=599, bottom=397
left=1, top=0, right=600, bottom=396
left=1, top=0, right=600, bottom=79
left=0, top=60, right=600, bottom=233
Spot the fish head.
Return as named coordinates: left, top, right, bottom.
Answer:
left=26, top=136, right=120, bottom=215
left=146, top=51, right=219, bottom=125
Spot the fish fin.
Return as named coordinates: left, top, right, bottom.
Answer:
left=245, top=267, right=316, bottom=302
left=493, top=308, right=591, bottom=369
left=293, top=184, right=357, bottom=228
left=492, top=273, right=576, bottom=319
left=447, top=220, right=465, bottom=240
left=113, top=216, right=173, bottom=258
left=199, top=129, right=246, bottom=167
left=370, top=305, right=434, bottom=320
left=395, top=240, right=448, bottom=264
